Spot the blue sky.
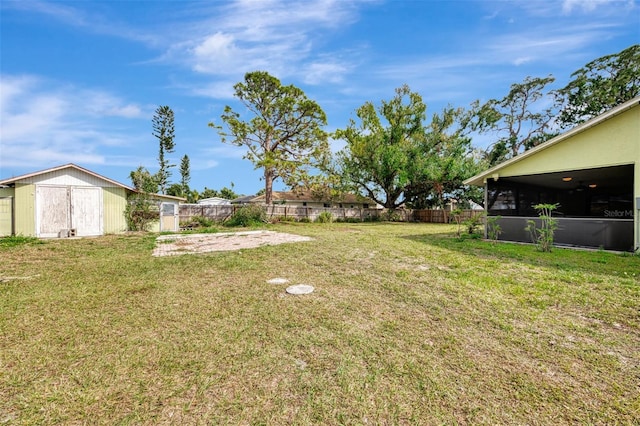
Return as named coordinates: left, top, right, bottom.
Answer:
left=1, top=0, right=638, bottom=196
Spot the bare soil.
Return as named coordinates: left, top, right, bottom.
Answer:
left=153, top=230, right=313, bottom=257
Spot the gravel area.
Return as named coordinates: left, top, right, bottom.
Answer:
left=153, top=230, right=313, bottom=257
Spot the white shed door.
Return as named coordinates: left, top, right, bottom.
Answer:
left=71, top=187, right=103, bottom=236
left=160, top=202, right=178, bottom=232
left=37, top=186, right=70, bottom=237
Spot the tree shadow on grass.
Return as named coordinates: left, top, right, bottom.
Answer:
left=401, top=231, right=640, bottom=280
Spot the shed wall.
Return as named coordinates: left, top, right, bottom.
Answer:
left=0, top=189, right=14, bottom=236
left=0, top=197, right=13, bottom=237
left=14, top=183, right=36, bottom=236
left=103, top=187, right=128, bottom=233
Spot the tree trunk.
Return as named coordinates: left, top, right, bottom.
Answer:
left=265, top=168, right=274, bottom=205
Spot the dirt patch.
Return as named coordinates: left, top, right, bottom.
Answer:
left=153, top=230, right=313, bottom=257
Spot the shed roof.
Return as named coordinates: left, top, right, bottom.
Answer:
left=0, top=163, right=185, bottom=201
left=464, top=96, right=640, bottom=186
left=0, top=163, right=134, bottom=189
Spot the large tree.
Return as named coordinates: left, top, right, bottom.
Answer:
left=405, top=107, right=484, bottom=212
left=471, top=75, right=556, bottom=165
left=153, top=105, right=176, bottom=194
left=333, top=85, right=427, bottom=209
left=211, top=71, right=329, bottom=205
left=555, top=44, right=640, bottom=128
left=129, top=166, right=159, bottom=194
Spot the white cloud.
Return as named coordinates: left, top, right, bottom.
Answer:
left=561, top=0, right=633, bottom=14
left=188, top=80, right=237, bottom=100
left=201, top=144, right=246, bottom=160
left=1, top=0, right=159, bottom=45
left=303, top=61, right=352, bottom=85
left=0, top=74, right=148, bottom=169
left=513, top=57, right=533, bottom=66
left=161, top=0, right=361, bottom=88
left=80, top=91, right=145, bottom=118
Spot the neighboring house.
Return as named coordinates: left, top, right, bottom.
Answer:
left=0, top=163, right=183, bottom=237
left=197, top=197, right=231, bottom=205
left=230, top=195, right=256, bottom=205
left=247, top=190, right=380, bottom=209
left=464, top=96, right=640, bottom=252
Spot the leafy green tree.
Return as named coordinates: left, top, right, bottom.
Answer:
left=555, top=44, right=640, bottom=128
left=218, top=184, right=239, bottom=200
left=410, top=108, right=484, bottom=210
left=153, top=105, right=176, bottom=194
left=129, top=166, right=159, bottom=193
left=471, top=75, right=556, bottom=165
left=188, top=189, right=200, bottom=203
left=200, top=187, right=219, bottom=199
left=196, top=185, right=239, bottom=201
left=166, top=183, right=185, bottom=197
left=211, top=71, right=329, bottom=205
left=334, top=85, right=427, bottom=209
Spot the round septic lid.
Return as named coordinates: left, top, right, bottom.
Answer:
left=286, top=284, right=314, bottom=295
left=267, top=278, right=289, bottom=284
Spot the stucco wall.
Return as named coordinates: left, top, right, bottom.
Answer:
left=494, top=107, right=639, bottom=178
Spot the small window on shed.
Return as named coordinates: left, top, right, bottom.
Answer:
left=323, top=203, right=330, bottom=208
left=162, top=203, right=176, bottom=215
left=302, top=202, right=307, bottom=206
left=363, top=204, right=369, bottom=208
left=339, top=203, right=343, bottom=208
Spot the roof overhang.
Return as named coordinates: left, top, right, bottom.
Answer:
left=464, top=97, right=640, bottom=187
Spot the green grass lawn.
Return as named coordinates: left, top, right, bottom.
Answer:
left=1, top=223, right=639, bottom=425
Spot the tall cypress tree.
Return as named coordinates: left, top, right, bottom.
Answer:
left=180, top=154, right=190, bottom=195
left=152, top=105, right=176, bottom=194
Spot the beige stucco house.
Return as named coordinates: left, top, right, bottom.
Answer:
left=464, top=96, right=639, bottom=252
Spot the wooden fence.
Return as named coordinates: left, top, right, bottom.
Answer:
left=412, top=209, right=482, bottom=223
left=179, top=204, right=482, bottom=224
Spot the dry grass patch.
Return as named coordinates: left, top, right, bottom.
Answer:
left=1, top=224, right=638, bottom=425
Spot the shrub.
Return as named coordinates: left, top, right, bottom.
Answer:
left=383, top=209, right=402, bottom=222
left=463, top=213, right=484, bottom=235
left=125, top=194, right=158, bottom=231
left=225, top=205, right=267, bottom=227
left=363, top=214, right=381, bottom=222
left=316, top=211, right=333, bottom=223
left=486, top=215, right=503, bottom=242
left=451, top=209, right=464, bottom=238
left=270, top=216, right=295, bottom=223
left=525, top=203, right=559, bottom=252
left=193, top=215, right=214, bottom=228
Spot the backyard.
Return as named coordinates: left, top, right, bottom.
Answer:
left=1, top=223, right=638, bottom=425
